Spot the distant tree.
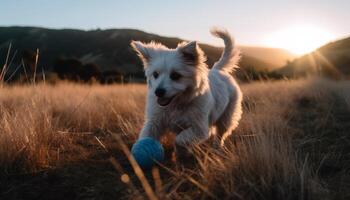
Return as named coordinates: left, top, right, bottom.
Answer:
left=22, top=49, right=37, bottom=73
left=53, top=58, right=83, bottom=80
left=286, top=59, right=292, bottom=66
left=100, top=70, right=124, bottom=84
left=5, top=49, right=38, bottom=83
left=80, top=63, right=101, bottom=82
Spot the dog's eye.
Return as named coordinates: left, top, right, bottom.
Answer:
left=170, top=72, right=182, bottom=81
left=153, top=71, right=159, bottom=79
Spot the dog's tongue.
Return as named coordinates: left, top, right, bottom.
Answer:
left=157, top=97, right=172, bottom=106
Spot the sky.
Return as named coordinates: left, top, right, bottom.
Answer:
left=1, top=0, right=350, bottom=50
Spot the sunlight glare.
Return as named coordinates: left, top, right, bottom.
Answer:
left=262, top=24, right=334, bottom=55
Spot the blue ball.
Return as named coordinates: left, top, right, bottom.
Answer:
left=131, top=137, right=164, bottom=169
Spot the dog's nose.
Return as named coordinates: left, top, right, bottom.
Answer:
left=155, top=88, right=166, bottom=97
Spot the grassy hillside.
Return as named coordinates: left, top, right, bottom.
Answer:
left=1, top=79, right=349, bottom=199
left=275, top=37, right=350, bottom=79
left=240, top=46, right=295, bottom=69
left=0, top=26, right=293, bottom=81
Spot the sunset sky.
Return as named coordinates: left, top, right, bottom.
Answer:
left=1, top=0, right=349, bottom=54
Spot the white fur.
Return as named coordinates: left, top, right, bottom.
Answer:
left=131, top=28, right=242, bottom=147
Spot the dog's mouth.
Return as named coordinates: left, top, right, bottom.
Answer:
left=157, top=96, right=175, bottom=107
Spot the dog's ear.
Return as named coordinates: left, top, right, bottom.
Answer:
left=177, top=41, right=204, bottom=66
left=130, top=41, right=153, bottom=67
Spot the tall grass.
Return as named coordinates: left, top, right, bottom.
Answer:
left=163, top=78, right=349, bottom=199
left=0, top=78, right=349, bottom=199
left=0, top=83, right=145, bottom=174
left=175, top=79, right=328, bottom=199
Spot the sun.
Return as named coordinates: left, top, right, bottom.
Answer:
left=262, top=24, right=334, bottom=55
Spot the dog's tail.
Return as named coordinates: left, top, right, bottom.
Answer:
left=210, top=28, right=240, bottom=73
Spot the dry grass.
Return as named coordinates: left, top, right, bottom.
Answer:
left=0, top=83, right=145, bottom=174
left=1, top=78, right=349, bottom=199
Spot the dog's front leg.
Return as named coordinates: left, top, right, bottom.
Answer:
left=175, top=123, right=209, bottom=165
left=175, top=126, right=209, bottom=146
left=138, top=121, right=162, bottom=141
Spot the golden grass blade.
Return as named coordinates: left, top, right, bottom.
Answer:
left=151, top=167, right=163, bottom=196
left=156, top=162, right=218, bottom=200
left=21, top=59, right=29, bottom=82
left=1, top=43, right=12, bottom=83
left=5, top=63, right=22, bottom=82
left=94, top=136, right=141, bottom=196
left=33, top=48, right=39, bottom=84
left=110, top=133, right=158, bottom=200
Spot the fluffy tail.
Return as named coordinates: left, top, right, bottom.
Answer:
left=210, top=28, right=240, bottom=73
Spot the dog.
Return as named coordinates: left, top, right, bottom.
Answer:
left=131, top=28, right=242, bottom=153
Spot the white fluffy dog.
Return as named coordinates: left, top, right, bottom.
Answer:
left=131, top=28, right=242, bottom=152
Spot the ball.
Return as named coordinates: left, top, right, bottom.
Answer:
left=131, top=137, right=164, bottom=169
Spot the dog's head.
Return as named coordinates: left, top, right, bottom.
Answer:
left=131, top=40, right=208, bottom=107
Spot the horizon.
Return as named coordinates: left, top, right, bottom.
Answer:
left=1, top=0, right=350, bottom=54
left=0, top=25, right=305, bottom=52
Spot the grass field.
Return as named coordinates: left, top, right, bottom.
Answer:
left=1, top=78, right=350, bottom=200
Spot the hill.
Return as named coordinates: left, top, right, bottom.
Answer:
left=0, top=26, right=293, bottom=81
left=275, top=36, right=350, bottom=79
left=240, top=46, right=295, bottom=68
